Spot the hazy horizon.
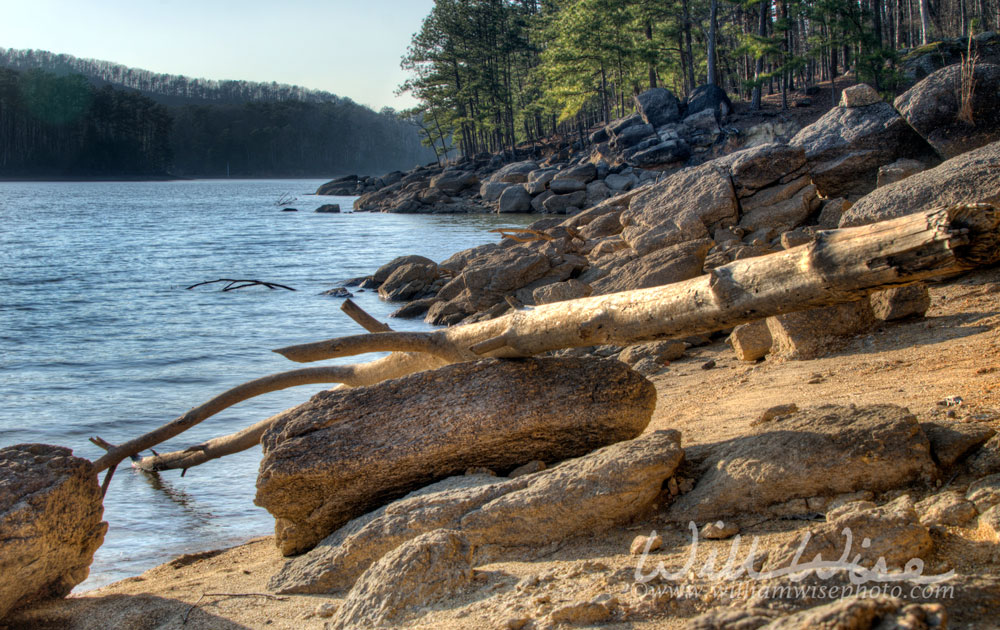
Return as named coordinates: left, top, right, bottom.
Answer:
left=0, top=0, right=434, bottom=111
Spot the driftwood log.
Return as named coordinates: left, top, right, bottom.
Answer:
left=91, top=203, right=1000, bottom=481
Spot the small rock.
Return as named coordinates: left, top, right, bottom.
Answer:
left=314, top=602, right=339, bottom=618
left=320, top=287, right=353, bottom=298
left=754, top=403, right=799, bottom=426
left=979, top=504, right=1000, bottom=541
left=509, top=461, right=546, bottom=478
left=630, top=534, right=663, bottom=555
left=281, top=207, right=298, bottom=212
left=465, top=467, right=497, bottom=477
left=939, top=395, right=964, bottom=407
left=916, top=491, right=978, bottom=527
left=701, top=521, right=740, bottom=539
left=727, top=320, right=772, bottom=362
left=701, top=359, right=716, bottom=370
left=967, top=474, right=1000, bottom=512
left=547, top=600, right=613, bottom=626
left=315, top=204, right=341, bottom=213
left=667, top=477, right=680, bottom=496
left=839, top=83, right=883, bottom=107
left=870, top=283, right=931, bottom=321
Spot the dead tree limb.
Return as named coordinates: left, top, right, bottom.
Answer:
left=97, top=203, right=1000, bottom=476
left=92, top=365, right=373, bottom=473
left=186, top=279, right=296, bottom=292
left=341, top=299, right=392, bottom=333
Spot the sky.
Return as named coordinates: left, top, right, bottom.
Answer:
left=0, top=0, right=435, bottom=110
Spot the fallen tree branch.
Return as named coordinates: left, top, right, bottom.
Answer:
left=186, top=279, right=296, bottom=292
left=98, top=204, right=1000, bottom=476
left=92, top=365, right=372, bottom=473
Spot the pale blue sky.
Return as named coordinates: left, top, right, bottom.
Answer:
left=0, top=0, right=435, bottom=110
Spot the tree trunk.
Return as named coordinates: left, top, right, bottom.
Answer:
left=751, top=0, right=769, bottom=110
left=920, top=0, right=932, bottom=43
left=92, top=204, right=1000, bottom=477
left=682, top=0, right=697, bottom=92
left=708, top=0, right=719, bottom=85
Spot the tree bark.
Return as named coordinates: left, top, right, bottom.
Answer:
left=708, top=0, right=719, bottom=85
left=94, top=204, right=1000, bottom=476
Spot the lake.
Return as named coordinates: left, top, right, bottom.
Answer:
left=0, top=179, right=533, bottom=590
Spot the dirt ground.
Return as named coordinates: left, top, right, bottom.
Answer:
left=8, top=266, right=1000, bottom=630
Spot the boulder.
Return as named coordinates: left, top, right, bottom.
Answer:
left=618, top=340, right=687, bottom=366
left=480, top=181, right=516, bottom=202
left=789, top=101, right=932, bottom=198
left=738, top=183, right=819, bottom=233
left=585, top=180, right=611, bottom=206
left=316, top=175, right=359, bottom=195
left=542, top=191, right=587, bottom=214
left=530, top=189, right=555, bottom=213
left=330, top=530, right=472, bottom=630
left=876, top=158, right=927, bottom=187
left=372, top=254, right=436, bottom=286
left=430, top=170, right=478, bottom=195
left=256, top=358, right=657, bottom=555
left=578, top=212, right=622, bottom=241
left=727, top=320, right=772, bottom=361
left=433, top=244, right=552, bottom=315
left=489, top=161, right=538, bottom=184
left=553, top=163, right=598, bottom=185
left=916, top=490, right=978, bottom=526
left=967, top=473, right=1000, bottom=512
left=532, top=279, right=592, bottom=305
left=634, top=87, right=682, bottom=127
left=314, top=204, right=341, bottom=213
left=766, top=299, right=878, bottom=360
left=839, top=140, right=1000, bottom=227
left=667, top=405, right=936, bottom=522
left=727, top=143, right=807, bottom=194
left=920, top=420, right=996, bottom=468
left=607, top=113, right=643, bottom=137
left=390, top=297, right=436, bottom=319
left=839, top=83, right=882, bottom=107
left=894, top=63, right=1000, bottom=159
left=970, top=435, right=1000, bottom=475
left=766, top=495, right=933, bottom=572
left=869, top=283, right=931, bottom=321
left=497, top=185, right=532, bottom=213
left=604, top=172, right=637, bottom=192
left=613, top=123, right=656, bottom=149
left=686, top=83, right=733, bottom=121
left=816, top=197, right=851, bottom=229
left=269, top=430, right=683, bottom=594
left=548, top=178, right=587, bottom=194
left=590, top=239, right=712, bottom=295
left=0, top=444, right=107, bottom=619
left=621, top=163, right=737, bottom=256
left=629, top=139, right=691, bottom=169
left=738, top=175, right=810, bottom=212
left=377, top=261, right=439, bottom=302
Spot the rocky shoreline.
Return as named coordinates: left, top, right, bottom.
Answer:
left=3, top=57, right=1000, bottom=629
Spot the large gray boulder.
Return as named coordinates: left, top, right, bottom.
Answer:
left=634, top=87, right=682, bottom=127
left=377, top=260, right=439, bottom=301
left=429, top=169, right=478, bottom=195
left=895, top=63, right=1000, bottom=159
left=629, top=139, right=691, bottom=169
left=269, top=430, right=683, bottom=594
left=789, top=100, right=932, bottom=198
left=488, top=160, right=539, bottom=184
left=621, top=163, right=738, bottom=255
left=667, top=405, right=937, bottom=522
left=255, top=357, right=657, bottom=555
left=371, top=254, right=436, bottom=286
left=496, top=185, right=532, bottom=213
left=840, top=140, right=1000, bottom=227
left=726, top=142, right=807, bottom=194
left=686, top=83, right=733, bottom=122
left=590, top=238, right=712, bottom=295
left=0, top=444, right=108, bottom=619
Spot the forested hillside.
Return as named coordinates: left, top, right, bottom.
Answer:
left=0, top=49, right=436, bottom=178
left=401, top=0, right=998, bottom=158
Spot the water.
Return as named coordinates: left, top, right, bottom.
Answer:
left=0, top=179, right=534, bottom=590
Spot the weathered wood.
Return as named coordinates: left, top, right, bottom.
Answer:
left=97, top=203, right=1000, bottom=476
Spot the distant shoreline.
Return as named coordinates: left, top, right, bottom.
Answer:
left=0, top=175, right=345, bottom=183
